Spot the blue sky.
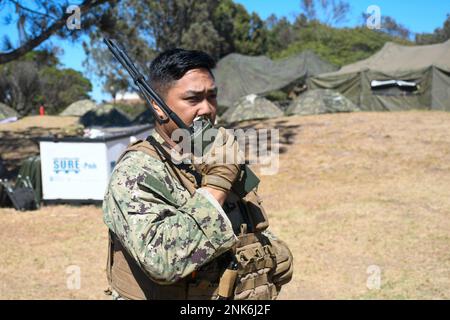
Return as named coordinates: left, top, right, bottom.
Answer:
left=1, top=0, right=449, bottom=103
left=235, top=0, right=450, bottom=33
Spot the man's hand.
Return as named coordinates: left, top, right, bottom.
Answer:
left=202, top=187, right=228, bottom=206
left=195, top=127, right=243, bottom=200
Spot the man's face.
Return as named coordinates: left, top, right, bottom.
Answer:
left=157, top=67, right=218, bottom=138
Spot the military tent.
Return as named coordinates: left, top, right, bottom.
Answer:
left=0, top=156, right=6, bottom=178
left=79, top=104, right=132, bottom=127
left=133, top=108, right=155, bottom=125
left=60, top=99, right=96, bottom=116
left=16, top=155, right=42, bottom=206
left=214, top=51, right=338, bottom=108
left=221, top=94, right=284, bottom=124
left=287, top=89, right=360, bottom=116
left=309, top=40, right=450, bottom=111
left=0, top=103, right=18, bottom=124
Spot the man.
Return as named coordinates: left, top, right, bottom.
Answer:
left=103, top=48, right=293, bottom=300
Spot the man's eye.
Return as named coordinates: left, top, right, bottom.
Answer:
left=186, top=97, right=200, bottom=103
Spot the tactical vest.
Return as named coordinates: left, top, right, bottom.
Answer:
left=106, top=136, right=293, bottom=300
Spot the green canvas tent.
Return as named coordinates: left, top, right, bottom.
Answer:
left=16, top=155, right=42, bottom=206
left=286, top=89, right=360, bottom=116
left=133, top=108, right=154, bottom=125
left=60, top=99, right=96, bottom=116
left=221, top=94, right=284, bottom=124
left=0, top=156, right=6, bottom=178
left=79, top=104, right=132, bottom=127
left=214, top=51, right=338, bottom=108
left=308, top=40, right=450, bottom=111
left=0, top=102, right=18, bottom=123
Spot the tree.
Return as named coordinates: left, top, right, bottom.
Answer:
left=84, top=0, right=223, bottom=98
left=300, top=0, right=350, bottom=26
left=266, top=15, right=300, bottom=55
left=213, top=0, right=268, bottom=56
left=266, top=1, right=353, bottom=57
left=381, top=16, right=411, bottom=39
left=0, top=50, right=92, bottom=115
left=84, top=0, right=269, bottom=97
left=0, top=60, right=40, bottom=115
left=82, top=0, right=159, bottom=98
left=231, top=10, right=268, bottom=55
left=416, top=14, right=450, bottom=44
left=180, top=22, right=223, bottom=58
left=0, top=0, right=118, bottom=65
left=103, top=74, right=131, bottom=103
left=37, top=67, right=92, bottom=114
left=361, top=13, right=411, bottom=40
left=271, top=21, right=411, bottom=66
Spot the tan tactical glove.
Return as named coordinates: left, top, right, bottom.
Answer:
left=195, top=127, right=243, bottom=193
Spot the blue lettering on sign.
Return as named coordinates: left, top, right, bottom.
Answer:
left=83, top=162, right=97, bottom=169
left=53, top=158, right=80, bottom=174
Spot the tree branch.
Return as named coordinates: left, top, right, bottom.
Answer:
left=9, top=0, right=59, bottom=21
left=0, top=0, right=111, bottom=65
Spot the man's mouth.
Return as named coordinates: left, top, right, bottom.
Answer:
left=193, top=115, right=213, bottom=124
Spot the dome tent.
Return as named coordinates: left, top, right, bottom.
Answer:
left=132, top=108, right=155, bottom=125
left=60, top=99, right=96, bottom=116
left=79, top=104, right=132, bottom=127
left=0, top=103, right=18, bottom=123
left=286, top=89, right=360, bottom=116
left=221, top=94, right=284, bottom=124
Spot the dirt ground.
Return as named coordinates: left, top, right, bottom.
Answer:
left=1, top=111, right=449, bottom=299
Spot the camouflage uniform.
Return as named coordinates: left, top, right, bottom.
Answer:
left=103, top=131, right=238, bottom=286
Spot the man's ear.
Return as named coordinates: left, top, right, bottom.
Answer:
left=151, top=100, right=169, bottom=122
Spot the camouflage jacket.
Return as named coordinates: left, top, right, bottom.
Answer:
left=103, top=132, right=238, bottom=285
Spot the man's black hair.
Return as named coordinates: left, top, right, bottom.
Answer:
left=148, top=48, right=216, bottom=98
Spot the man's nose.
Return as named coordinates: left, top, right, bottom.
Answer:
left=196, top=98, right=214, bottom=117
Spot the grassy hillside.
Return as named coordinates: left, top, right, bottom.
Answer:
left=271, top=22, right=412, bottom=66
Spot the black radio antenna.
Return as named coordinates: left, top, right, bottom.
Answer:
left=103, top=38, right=190, bottom=132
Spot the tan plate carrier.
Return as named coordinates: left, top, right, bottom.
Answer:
left=106, top=137, right=293, bottom=300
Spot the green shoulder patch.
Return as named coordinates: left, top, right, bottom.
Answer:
left=138, top=175, right=178, bottom=206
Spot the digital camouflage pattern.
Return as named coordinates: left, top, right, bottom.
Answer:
left=103, top=132, right=238, bottom=284
left=221, top=94, right=284, bottom=124
left=286, top=89, right=360, bottom=116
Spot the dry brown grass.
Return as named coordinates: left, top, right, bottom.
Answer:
left=0, top=116, right=79, bottom=132
left=0, top=205, right=109, bottom=300
left=1, top=111, right=450, bottom=299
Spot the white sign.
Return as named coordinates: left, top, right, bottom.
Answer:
left=40, top=127, right=152, bottom=201
left=40, top=141, right=109, bottom=200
